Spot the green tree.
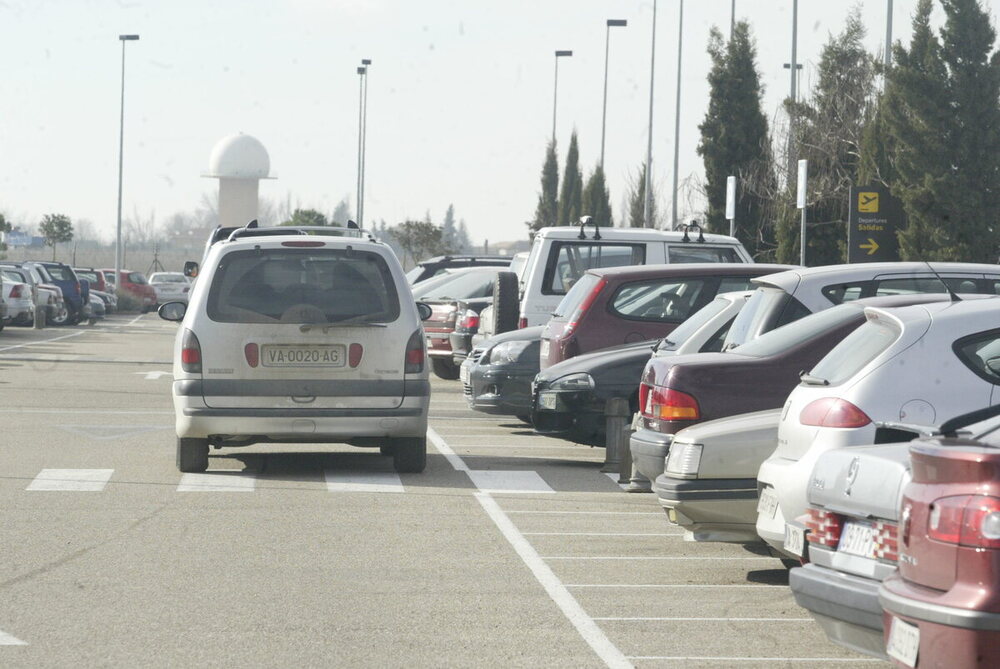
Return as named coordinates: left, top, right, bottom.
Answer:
left=39, top=213, right=73, bottom=260
left=884, top=0, right=1000, bottom=261
left=530, top=140, right=559, bottom=233
left=627, top=162, right=657, bottom=228
left=442, top=204, right=458, bottom=251
left=456, top=220, right=472, bottom=252
left=391, top=220, right=450, bottom=266
left=557, top=131, right=583, bottom=226
left=0, top=213, right=10, bottom=256
left=330, top=199, right=352, bottom=226
left=281, top=208, right=328, bottom=226
left=697, top=22, right=774, bottom=256
left=582, top=165, right=613, bottom=228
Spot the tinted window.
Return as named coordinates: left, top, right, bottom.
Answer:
left=668, top=246, right=741, bottom=263
left=553, top=273, right=601, bottom=317
left=2, top=270, right=22, bottom=283
left=809, top=317, right=901, bottom=385
left=955, top=329, right=1000, bottom=385
left=723, top=287, right=792, bottom=349
left=732, top=303, right=862, bottom=358
left=414, top=269, right=497, bottom=300
left=76, top=270, right=99, bottom=283
left=45, top=265, right=74, bottom=281
left=876, top=276, right=977, bottom=296
left=718, top=276, right=756, bottom=293
left=822, top=282, right=868, bottom=304
left=658, top=296, right=731, bottom=351
left=128, top=272, right=148, bottom=285
left=207, top=248, right=400, bottom=324
left=542, top=242, right=645, bottom=295
left=610, top=278, right=707, bottom=323
left=151, top=274, right=187, bottom=283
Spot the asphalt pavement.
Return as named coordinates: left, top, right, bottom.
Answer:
left=0, top=314, right=887, bottom=667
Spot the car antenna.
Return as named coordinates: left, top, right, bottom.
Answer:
left=922, top=259, right=961, bottom=302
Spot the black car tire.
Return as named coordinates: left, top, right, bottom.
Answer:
left=516, top=414, right=532, bottom=425
left=493, top=271, right=519, bottom=334
left=432, top=358, right=461, bottom=380
left=50, top=306, right=70, bottom=326
left=390, top=437, right=427, bottom=473
left=177, top=437, right=209, bottom=473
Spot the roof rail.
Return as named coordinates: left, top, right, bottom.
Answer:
left=577, top=215, right=601, bottom=240
left=226, top=222, right=375, bottom=243
left=680, top=221, right=706, bottom=243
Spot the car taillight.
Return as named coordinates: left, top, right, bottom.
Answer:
left=873, top=521, right=899, bottom=562
left=928, top=495, right=1000, bottom=549
left=75, top=281, right=81, bottom=296
left=799, top=398, right=871, bottom=428
left=565, top=278, right=607, bottom=337
left=349, top=343, right=363, bottom=368
left=518, top=317, right=528, bottom=329
left=180, top=329, right=202, bottom=373
left=805, top=508, right=844, bottom=548
left=459, top=310, right=480, bottom=330
left=404, top=329, right=424, bottom=373
left=10, top=285, right=23, bottom=298
left=639, top=383, right=700, bottom=421
left=244, top=343, right=259, bottom=368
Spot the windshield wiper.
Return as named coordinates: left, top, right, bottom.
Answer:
left=799, top=372, right=830, bottom=386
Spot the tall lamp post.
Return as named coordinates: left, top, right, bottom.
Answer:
left=356, top=64, right=367, bottom=228
left=670, top=0, right=684, bottom=230
left=115, top=34, right=139, bottom=290
left=643, top=0, right=658, bottom=229
left=552, top=50, right=573, bottom=143
left=359, top=58, right=371, bottom=227
left=600, top=19, right=627, bottom=170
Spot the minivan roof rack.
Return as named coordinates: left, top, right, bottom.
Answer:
left=226, top=222, right=375, bottom=243
left=680, top=221, right=706, bottom=243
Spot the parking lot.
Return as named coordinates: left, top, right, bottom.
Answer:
left=0, top=315, right=886, bottom=667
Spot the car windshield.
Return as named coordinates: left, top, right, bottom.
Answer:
left=657, top=294, right=733, bottom=351
left=44, top=265, right=74, bottom=281
left=730, top=303, right=863, bottom=358
left=413, top=268, right=499, bottom=300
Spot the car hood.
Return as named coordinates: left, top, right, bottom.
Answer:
left=807, top=443, right=912, bottom=522
left=480, top=325, right=545, bottom=348
left=536, top=339, right=655, bottom=382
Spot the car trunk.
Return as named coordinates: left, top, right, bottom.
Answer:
left=423, top=301, right=459, bottom=356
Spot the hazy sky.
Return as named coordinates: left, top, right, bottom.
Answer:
left=0, top=0, right=961, bottom=245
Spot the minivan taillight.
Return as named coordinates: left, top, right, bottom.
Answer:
left=799, top=398, right=871, bottom=428
left=639, top=383, right=700, bottom=421
left=459, top=310, right=480, bottom=330
left=244, top=343, right=259, bottom=368
left=404, top=329, right=425, bottom=373
left=181, top=329, right=202, bottom=374
left=518, top=317, right=528, bottom=329
left=928, top=495, right=1000, bottom=550
left=565, top=278, right=607, bottom=337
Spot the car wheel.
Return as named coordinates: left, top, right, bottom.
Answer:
left=390, top=437, right=427, bottom=473
left=432, top=358, right=461, bottom=380
left=50, top=306, right=70, bottom=326
left=177, top=437, right=209, bottom=473
left=493, top=271, right=519, bottom=334
left=516, top=414, right=532, bottom=425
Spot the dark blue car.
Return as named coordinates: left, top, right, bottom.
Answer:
left=25, top=261, right=88, bottom=325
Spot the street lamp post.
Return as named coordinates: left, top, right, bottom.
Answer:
left=359, top=58, right=371, bottom=227
left=115, top=34, right=139, bottom=291
left=552, top=50, right=573, bottom=143
left=600, top=19, right=627, bottom=170
left=643, top=0, right=658, bottom=229
left=356, top=65, right=366, bottom=228
left=670, top=0, right=684, bottom=230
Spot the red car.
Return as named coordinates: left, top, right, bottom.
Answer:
left=102, top=268, right=157, bottom=312
left=879, top=405, right=1000, bottom=668
left=538, top=263, right=794, bottom=370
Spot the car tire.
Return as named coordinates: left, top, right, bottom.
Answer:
left=50, top=306, right=70, bottom=326
left=432, top=358, right=461, bottom=380
left=493, top=271, right=519, bottom=334
left=177, top=437, right=209, bottom=473
left=390, top=437, right=427, bottom=473
left=516, top=414, right=532, bottom=425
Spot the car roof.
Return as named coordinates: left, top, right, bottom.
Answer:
left=752, top=262, right=1000, bottom=292
left=865, top=294, right=1000, bottom=326
left=533, top=225, right=743, bottom=244
left=586, top=262, right=795, bottom=281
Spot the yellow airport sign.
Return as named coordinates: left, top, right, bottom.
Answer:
left=858, top=192, right=879, bottom=213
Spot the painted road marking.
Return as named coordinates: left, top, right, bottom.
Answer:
left=506, top=511, right=662, bottom=516
left=542, top=556, right=779, bottom=561
left=595, top=617, right=813, bottom=622
left=628, top=657, right=873, bottom=663
left=0, top=629, right=26, bottom=645
left=58, top=425, right=170, bottom=441
left=467, top=470, right=555, bottom=494
left=427, top=427, right=469, bottom=472
left=177, top=472, right=256, bottom=492
left=324, top=470, right=404, bottom=493
left=133, top=370, right=172, bottom=380
left=0, top=330, right=83, bottom=352
left=523, top=532, right=681, bottom=537
left=26, top=469, right=114, bottom=492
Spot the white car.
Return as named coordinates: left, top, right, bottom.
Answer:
left=757, top=295, right=1000, bottom=559
left=159, top=224, right=431, bottom=474
left=0, top=271, right=34, bottom=326
left=149, top=271, right=193, bottom=305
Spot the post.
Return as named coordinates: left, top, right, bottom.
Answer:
left=797, top=159, right=808, bottom=266
left=885, top=0, right=893, bottom=70
left=360, top=58, right=371, bottom=228
left=32, top=285, right=45, bottom=329
left=356, top=66, right=365, bottom=229
left=115, top=34, right=138, bottom=298
left=600, top=20, right=627, bottom=170
left=726, top=175, right=737, bottom=238
left=670, top=0, right=684, bottom=230
left=643, top=0, right=658, bottom=229
left=603, top=397, right=631, bottom=472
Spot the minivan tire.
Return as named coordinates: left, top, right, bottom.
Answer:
left=432, top=358, right=461, bottom=380
left=177, top=437, right=209, bottom=473
left=493, top=271, right=519, bottom=334
left=390, top=437, right=427, bottom=473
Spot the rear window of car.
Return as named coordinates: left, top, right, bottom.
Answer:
left=76, top=270, right=98, bottom=283
left=954, top=329, right=1000, bottom=385
left=610, top=278, right=708, bottom=323
left=723, top=286, right=810, bottom=349
left=553, top=273, right=601, bottom=317
left=44, top=265, right=75, bottom=281
left=128, top=272, right=148, bottom=285
left=414, top=269, right=497, bottom=300
left=808, top=316, right=902, bottom=385
left=657, top=295, right=731, bottom=351
left=667, top=246, right=742, bottom=263
left=207, top=248, right=401, bottom=324
left=822, top=276, right=990, bottom=304
left=542, top=242, right=645, bottom=295
left=2, top=270, right=23, bottom=283
left=152, top=274, right=187, bottom=283
left=731, top=303, right=862, bottom=358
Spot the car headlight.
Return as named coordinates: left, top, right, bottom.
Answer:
left=548, top=372, right=595, bottom=391
left=665, top=442, right=702, bottom=479
left=489, top=340, right=531, bottom=364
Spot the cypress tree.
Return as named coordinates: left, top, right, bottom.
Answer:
left=557, top=131, right=584, bottom=226
left=582, top=165, right=613, bottom=228
left=627, top=162, right=657, bottom=228
left=530, top=140, right=559, bottom=232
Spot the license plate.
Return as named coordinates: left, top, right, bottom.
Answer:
left=540, top=339, right=550, bottom=360
left=539, top=392, right=558, bottom=410
left=261, top=344, right=345, bottom=367
left=784, top=523, right=805, bottom=557
left=757, top=486, right=779, bottom=519
left=460, top=364, right=470, bottom=385
left=838, top=521, right=876, bottom=558
left=886, top=616, right=920, bottom=667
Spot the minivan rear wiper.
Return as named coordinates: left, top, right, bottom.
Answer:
left=799, top=372, right=830, bottom=386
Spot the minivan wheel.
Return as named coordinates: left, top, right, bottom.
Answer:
left=432, top=358, right=461, bottom=380
left=177, top=437, right=209, bottom=473
left=390, top=437, right=427, bottom=473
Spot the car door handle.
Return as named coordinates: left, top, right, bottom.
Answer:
left=291, top=395, right=316, bottom=404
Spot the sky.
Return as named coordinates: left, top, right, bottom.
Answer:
left=0, top=0, right=966, bottom=246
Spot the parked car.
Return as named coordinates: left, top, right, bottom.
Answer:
left=0, top=271, right=34, bottom=326
left=73, top=267, right=113, bottom=293
left=405, top=254, right=512, bottom=285
left=539, top=263, right=794, bottom=371
left=455, top=252, right=530, bottom=364
left=0, top=272, right=6, bottom=329
left=531, top=290, right=756, bottom=446
left=758, top=295, right=1000, bottom=561
left=878, top=406, right=1000, bottom=669
left=462, top=326, right=545, bottom=421
left=516, top=222, right=752, bottom=328
left=629, top=293, right=956, bottom=484
left=0, top=264, right=65, bottom=323
left=102, top=268, right=157, bottom=312
left=159, top=223, right=431, bottom=474
left=24, top=261, right=87, bottom=325
left=149, top=271, right=193, bottom=305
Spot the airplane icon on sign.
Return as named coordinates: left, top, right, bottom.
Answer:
left=858, top=192, right=879, bottom=212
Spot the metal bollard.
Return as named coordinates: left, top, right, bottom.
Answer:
left=601, top=397, right=631, bottom=473
left=32, top=286, right=45, bottom=330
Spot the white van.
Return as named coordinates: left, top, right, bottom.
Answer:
left=517, top=224, right=753, bottom=327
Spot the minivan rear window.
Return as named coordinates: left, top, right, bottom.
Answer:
left=542, top=242, right=645, bottom=295
left=44, top=265, right=75, bottom=281
left=207, top=249, right=400, bottom=324
left=668, top=246, right=741, bottom=263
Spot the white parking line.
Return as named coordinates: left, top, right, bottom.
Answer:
left=177, top=472, right=256, bottom=492
left=628, top=657, right=874, bottom=663
left=26, top=469, right=114, bottom=492
left=523, top=532, right=682, bottom=537
left=427, top=427, right=469, bottom=472
left=506, top=511, right=662, bottom=516
left=324, top=470, right=404, bottom=493
left=566, top=584, right=782, bottom=588
left=542, top=556, right=779, bottom=561
left=0, top=629, right=26, bottom=645
left=467, top=470, right=555, bottom=494
left=0, top=330, right=83, bottom=352
left=127, top=313, right=145, bottom=326
left=595, top=617, right=813, bottom=622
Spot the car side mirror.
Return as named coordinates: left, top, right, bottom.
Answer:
left=416, top=302, right=433, bottom=321
left=183, top=261, right=199, bottom=278
left=158, top=301, right=187, bottom=322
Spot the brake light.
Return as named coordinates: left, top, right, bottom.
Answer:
left=281, top=241, right=326, bottom=247
left=180, top=328, right=202, bottom=373
left=9, top=285, right=23, bottom=298
left=404, top=329, right=424, bottom=373
left=805, top=508, right=844, bottom=548
left=565, top=278, right=607, bottom=337
left=459, top=310, right=480, bottom=330
left=349, top=343, right=363, bottom=368
left=639, top=383, right=700, bottom=421
left=244, top=343, right=259, bottom=368
left=518, top=317, right=528, bottom=329
left=928, top=495, right=1000, bottom=549
left=799, top=398, right=871, bottom=428
left=873, top=521, right=899, bottom=562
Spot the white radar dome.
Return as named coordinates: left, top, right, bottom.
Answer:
left=205, top=133, right=271, bottom=178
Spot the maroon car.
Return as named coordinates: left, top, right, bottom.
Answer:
left=539, top=263, right=794, bottom=371
left=879, top=406, right=1000, bottom=668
